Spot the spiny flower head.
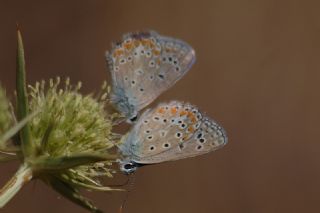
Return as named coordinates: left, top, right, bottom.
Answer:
left=27, top=77, right=121, bottom=191
left=0, top=84, right=12, bottom=136
left=28, top=77, right=117, bottom=157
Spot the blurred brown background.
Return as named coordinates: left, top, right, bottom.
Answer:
left=1, top=0, right=320, bottom=212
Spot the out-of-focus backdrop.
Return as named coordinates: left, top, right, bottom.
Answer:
left=0, top=1, right=320, bottom=212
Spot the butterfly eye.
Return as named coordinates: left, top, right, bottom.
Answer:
left=175, top=66, right=181, bottom=72
left=147, top=135, right=154, bottom=141
left=124, top=163, right=134, bottom=170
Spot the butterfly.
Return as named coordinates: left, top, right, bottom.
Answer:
left=106, top=31, right=195, bottom=120
left=118, top=101, right=227, bottom=174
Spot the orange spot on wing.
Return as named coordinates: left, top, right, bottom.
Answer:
left=165, top=47, right=172, bottom=52
left=187, top=126, right=194, bottom=133
left=150, top=41, right=156, bottom=48
left=187, top=111, right=194, bottom=118
left=153, top=49, right=160, bottom=56
left=134, top=40, right=141, bottom=47
left=180, top=111, right=187, bottom=116
left=187, top=112, right=197, bottom=123
left=191, top=116, right=197, bottom=123
left=157, top=107, right=165, bottom=114
left=171, top=107, right=177, bottom=114
left=141, top=39, right=151, bottom=47
left=113, top=48, right=124, bottom=57
left=123, top=42, right=133, bottom=50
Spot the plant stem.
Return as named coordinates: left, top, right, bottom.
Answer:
left=0, top=164, right=32, bottom=208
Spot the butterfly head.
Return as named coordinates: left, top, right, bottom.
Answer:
left=119, top=160, right=139, bottom=174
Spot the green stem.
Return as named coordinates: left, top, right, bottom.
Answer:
left=0, top=164, right=32, bottom=208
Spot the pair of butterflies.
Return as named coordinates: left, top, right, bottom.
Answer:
left=106, top=31, right=227, bottom=174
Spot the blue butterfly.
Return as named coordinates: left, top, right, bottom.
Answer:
left=118, top=101, right=228, bottom=174
left=106, top=31, right=195, bottom=121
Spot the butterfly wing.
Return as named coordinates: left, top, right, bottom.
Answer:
left=119, top=101, right=227, bottom=164
left=140, top=117, right=227, bottom=163
left=106, top=31, right=196, bottom=118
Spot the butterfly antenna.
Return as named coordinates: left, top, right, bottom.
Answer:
left=32, top=179, right=38, bottom=193
left=119, top=173, right=136, bottom=213
left=106, top=175, right=130, bottom=187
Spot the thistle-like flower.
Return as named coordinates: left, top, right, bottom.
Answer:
left=0, top=29, right=122, bottom=213
left=0, top=85, right=12, bottom=135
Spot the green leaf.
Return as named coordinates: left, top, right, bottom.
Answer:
left=46, top=176, right=103, bottom=213
left=32, top=153, right=117, bottom=172
left=0, top=110, right=39, bottom=153
left=59, top=174, right=123, bottom=192
left=16, top=27, right=33, bottom=157
left=0, top=153, right=18, bottom=162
